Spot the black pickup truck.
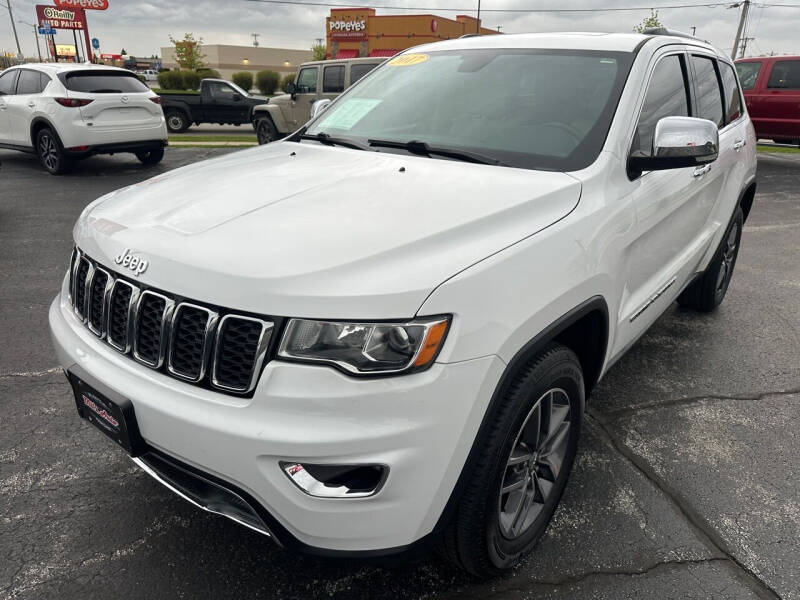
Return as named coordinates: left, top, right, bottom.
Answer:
left=159, top=78, right=270, bottom=132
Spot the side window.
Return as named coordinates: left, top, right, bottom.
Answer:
left=40, top=73, right=51, bottom=92
left=207, top=82, right=235, bottom=99
left=323, top=65, right=345, bottom=93
left=735, top=61, right=761, bottom=90
left=719, top=62, right=742, bottom=124
left=767, top=60, right=800, bottom=89
left=296, top=67, right=318, bottom=93
left=350, top=63, right=378, bottom=86
left=16, top=70, right=45, bottom=95
left=632, top=54, right=690, bottom=157
left=0, top=70, right=18, bottom=95
left=690, top=55, right=724, bottom=128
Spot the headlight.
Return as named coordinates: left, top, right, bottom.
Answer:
left=277, top=316, right=450, bottom=375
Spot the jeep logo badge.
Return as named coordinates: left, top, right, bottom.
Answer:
left=114, top=248, right=148, bottom=276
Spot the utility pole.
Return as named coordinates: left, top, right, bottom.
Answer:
left=730, top=0, right=750, bottom=60
left=740, top=36, right=755, bottom=58
left=476, top=0, right=481, bottom=33
left=2, top=0, right=23, bottom=58
left=19, top=20, right=41, bottom=61
left=251, top=33, right=260, bottom=47
left=690, top=26, right=696, bottom=36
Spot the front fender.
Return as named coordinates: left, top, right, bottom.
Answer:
left=252, top=104, right=290, bottom=134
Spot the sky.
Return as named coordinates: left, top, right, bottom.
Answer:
left=2, top=0, right=799, bottom=59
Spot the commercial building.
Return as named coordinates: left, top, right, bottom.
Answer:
left=326, top=8, right=499, bottom=59
left=159, top=44, right=313, bottom=80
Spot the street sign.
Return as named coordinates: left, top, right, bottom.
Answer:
left=39, top=27, right=57, bottom=35
left=91, top=37, right=100, bottom=49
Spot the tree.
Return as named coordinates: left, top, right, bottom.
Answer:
left=634, top=10, right=663, bottom=33
left=169, top=33, right=206, bottom=70
left=121, top=48, right=127, bottom=54
left=311, top=42, right=326, bottom=61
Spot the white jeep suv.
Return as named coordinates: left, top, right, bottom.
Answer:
left=0, top=63, right=167, bottom=174
left=49, top=31, right=756, bottom=576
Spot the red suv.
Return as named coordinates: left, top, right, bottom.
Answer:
left=736, top=56, right=800, bottom=145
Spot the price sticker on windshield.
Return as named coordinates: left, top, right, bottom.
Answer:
left=388, top=53, right=429, bottom=67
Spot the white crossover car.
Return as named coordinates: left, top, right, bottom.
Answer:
left=49, top=30, right=757, bottom=576
left=0, top=63, right=167, bottom=174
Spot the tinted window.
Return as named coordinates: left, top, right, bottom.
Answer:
left=64, top=71, right=149, bottom=93
left=632, top=54, right=689, bottom=157
left=691, top=55, right=724, bottom=128
left=16, top=70, right=45, bottom=95
left=735, top=61, right=761, bottom=90
left=207, top=82, right=236, bottom=98
left=350, top=63, right=378, bottom=85
left=719, top=62, right=742, bottom=124
left=323, top=65, right=345, bottom=93
left=767, top=60, right=800, bottom=89
left=296, top=67, right=318, bottom=93
left=0, top=70, right=18, bottom=95
left=309, top=49, right=636, bottom=172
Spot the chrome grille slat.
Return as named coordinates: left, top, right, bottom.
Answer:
left=68, top=251, right=272, bottom=396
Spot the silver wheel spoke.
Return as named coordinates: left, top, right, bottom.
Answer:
left=507, top=444, right=533, bottom=466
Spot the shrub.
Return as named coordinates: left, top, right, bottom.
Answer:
left=232, top=71, right=254, bottom=92
left=281, top=72, right=296, bottom=93
left=181, top=70, right=201, bottom=91
left=256, top=70, right=280, bottom=95
left=195, top=67, right=221, bottom=80
left=157, top=70, right=184, bottom=90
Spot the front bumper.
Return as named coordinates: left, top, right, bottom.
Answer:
left=49, top=284, right=504, bottom=553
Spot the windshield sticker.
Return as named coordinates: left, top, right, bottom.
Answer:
left=318, top=98, right=382, bottom=130
left=388, top=53, right=429, bottom=67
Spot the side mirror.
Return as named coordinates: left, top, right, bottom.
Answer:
left=286, top=81, right=297, bottom=99
left=310, top=98, right=331, bottom=119
left=629, top=116, right=719, bottom=175
left=232, top=92, right=242, bottom=101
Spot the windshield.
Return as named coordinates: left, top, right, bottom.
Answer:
left=306, top=48, right=634, bottom=171
left=228, top=81, right=250, bottom=96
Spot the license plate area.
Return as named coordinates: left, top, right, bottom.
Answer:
left=68, top=369, right=145, bottom=456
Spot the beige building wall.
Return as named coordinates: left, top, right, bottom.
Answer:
left=160, top=44, right=313, bottom=84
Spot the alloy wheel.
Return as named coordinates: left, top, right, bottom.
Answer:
left=715, top=222, right=739, bottom=294
left=39, top=133, right=58, bottom=171
left=498, top=388, right=571, bottom=540
left=167, top=114, right=184, bottom=131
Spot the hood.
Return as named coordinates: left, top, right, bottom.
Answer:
left=75, top=142, right=581, bottom=319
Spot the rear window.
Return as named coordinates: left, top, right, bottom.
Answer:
left=63, top=70, right=149, bottom=93
left=735, top=61, right=761, bottom=90
left=767, top=60, right=800, bottom=89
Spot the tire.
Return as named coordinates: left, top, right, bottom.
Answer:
left=36, top=127, right=72, bottom=175
left=440, top=343, right=584, bottom=577
left=255, top=117, right=279, bottom=145
left=678, top=205, right=744, bottom=312
left=135, top=146, right=165, bottom=165
left=165, top=110, right=189, bottom=133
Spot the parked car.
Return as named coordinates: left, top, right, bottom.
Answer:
left=50, top=31, right=756, bottom=576
left=136, top=69, right=159, bottom=83
left=159, top=78, right=269, bottom=133
left=252, top=57, right=383, bottom=144
left=736, top=56, right=800, bottom=145
left=0, top=63, right=167, bottom=174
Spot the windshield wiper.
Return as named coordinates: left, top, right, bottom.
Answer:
left=300, top=132, right=370, bottom=151
left=367, top=139, right=508, bottom=166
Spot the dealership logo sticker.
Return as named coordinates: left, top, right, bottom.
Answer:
left=114, top=248, right=148, bottom=276
left=388, top=53, right=429, bottom=67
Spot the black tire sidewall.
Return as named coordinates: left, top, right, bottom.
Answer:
left=705, top=206, right=744, bottom=308
left=165, top=111, right=187, bottom=133
left=136, top=146, right=165, bottom=165
left=486, top=357, right=584, bottom=568
left=256, top=118, right=277, bottom=144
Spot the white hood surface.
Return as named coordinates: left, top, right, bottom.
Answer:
left=75, top=142, right=581, bottom=318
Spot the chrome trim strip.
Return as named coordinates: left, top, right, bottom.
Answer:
left=280, top=462, right=389, bottom=499
left=81, top=261, right=95, bottom=324
left=629, top=276, right=677, bottom=322
left=211, top=315, right=273, bottom=394
left=167, top=303, right=219, bottom=382
left=106, top=279, right=140, bottom=354
left=72, top=255, right=92, bottom=321
left=87, top=267, right=114, bottom=338
left=67, top=247, right=79, bottom=305
left=131, top=456, right=271, bottom=538
left=132, top=290, right=175, bottom=369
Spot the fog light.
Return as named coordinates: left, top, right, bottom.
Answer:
left=281, top=462, right=387, bottom=498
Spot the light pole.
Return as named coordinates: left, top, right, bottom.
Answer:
left=1, top=0, right=23, bottom=58
left=19, top=20, right=42, bottom=61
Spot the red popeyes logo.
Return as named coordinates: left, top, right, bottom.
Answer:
left=54, top=0, right=109, bottom=9
left=82, top=395, right=119, bottom=428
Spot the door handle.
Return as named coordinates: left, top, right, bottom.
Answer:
left=27, top=102, right=36, bottom=108
left=733, top=139, right=746, bottom=150
left=693, top=164, right=711, bottom=178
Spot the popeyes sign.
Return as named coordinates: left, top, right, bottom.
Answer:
left=329, top=18, right=367, bottom=41
left=54, top=0, right=109, bottom=9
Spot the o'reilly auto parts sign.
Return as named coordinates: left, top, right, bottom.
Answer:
left=36, top=5, right=87, bottom=30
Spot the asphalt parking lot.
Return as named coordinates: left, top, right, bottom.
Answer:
left=1, top=147, right=798, bottom=600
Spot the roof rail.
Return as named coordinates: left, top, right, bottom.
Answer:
left=459, top=33, right=480, bottom=39
left=642, top=27, right=699, bottom=41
